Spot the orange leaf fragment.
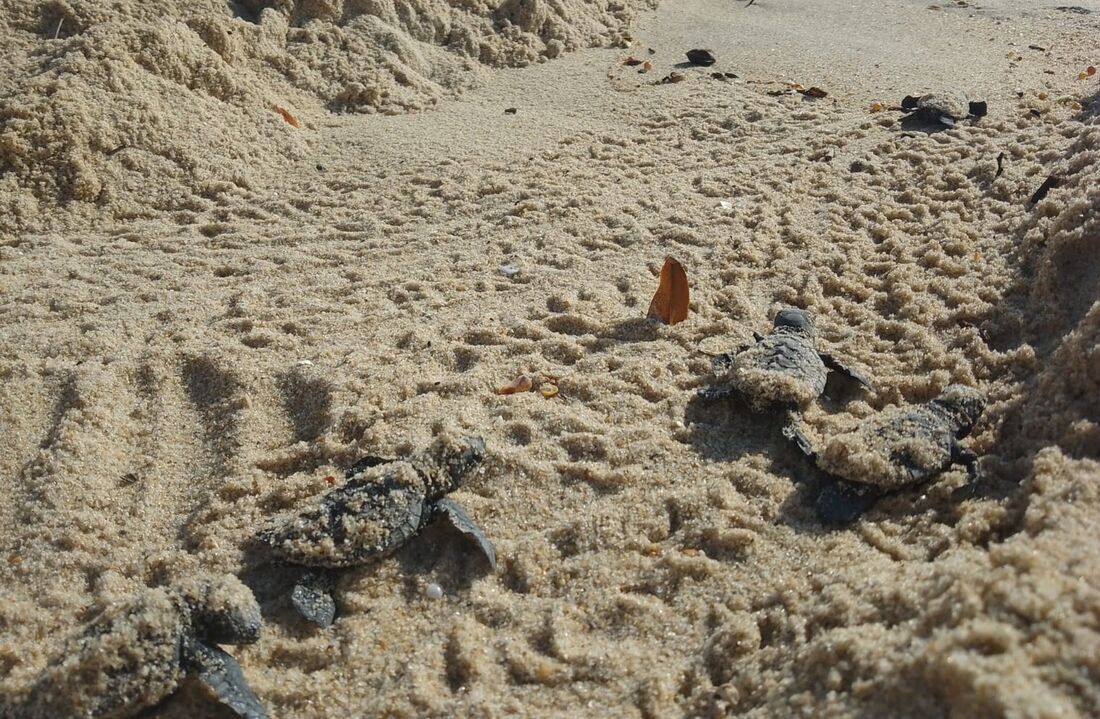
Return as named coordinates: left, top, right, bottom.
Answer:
left=1088, top=65, right=1097, bottom=76
left=647, top=256, right=690, bottom=326
left=496, top=374, right=533, bottom=395
left=275, top=106, right=300, bottom=128
left=642, top=61, right=653, bottom=73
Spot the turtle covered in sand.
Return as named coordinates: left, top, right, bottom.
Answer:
left=259, top=433, right=497, bottom=627
left=901, top=90, right=987, bottom=127
left=16, top=573, right=266, bottom=719
left=785, top=384, right=985, bottom=522
left=699, top=308, right=872, bottom=411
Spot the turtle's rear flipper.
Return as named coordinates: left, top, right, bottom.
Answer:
left=815, top=479, right=879, bottom=524
left=183, top=639, right=268, bottom=719
left=819, top=352, right=873, bottom=391
left=433, top=498, right=497, bottom=571
left=952, top=444, right=981, bottom=481
left=291, top=571, right=336, bottom=628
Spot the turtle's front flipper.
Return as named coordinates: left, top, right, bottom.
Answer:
left=815, top=479, right=879, bottom=524
left=182, top=638, right=268, bottom=719
left=432, top=498, right=497, bottom=571
left=951, top=443, right=981, bottom=481
left=291, top=571, right=336, bottom=628
left=819, top=353, right=873, bottom=391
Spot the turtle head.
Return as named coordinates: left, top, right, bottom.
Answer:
left=175, top=573, right=263, bottom=645
left=414, top=433, right=487, bottom=497
left=773, top=308, right=816, bottom=337
left=932, top=384, right=985, bottom=437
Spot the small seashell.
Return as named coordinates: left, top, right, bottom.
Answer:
left=425, top=583, right=444, bottom=600
left=498, top=263, right=521, bottom=278
left=497, top=375, right=533, bottom=395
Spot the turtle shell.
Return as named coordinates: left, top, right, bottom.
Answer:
left=729, top=333, right=828, bottom=409
left=817, top=404, right=958, bottom=489
left=22, top=589, right=186, bottom=719
left=264, top=462, right=430, bottom=568
left=916, top=91, right=970, bottom=124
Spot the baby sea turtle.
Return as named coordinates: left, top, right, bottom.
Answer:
left=901, top=90, right=987, bottom=127
left=785, top=384, right=985, bottom=522
left=19, top=573, right=265, bottom=719
left=260, top=433, right=496, bottom=627
left=700, top=308, right=871, bottom=411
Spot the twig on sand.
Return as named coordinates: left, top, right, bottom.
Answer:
left=53, top=17, right=64, bottom=39
left=745, top=0, right=756, bottom=6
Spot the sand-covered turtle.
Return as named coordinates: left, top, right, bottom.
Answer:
left=699, top=308, right=871, bottom=410
left=901, top=90, right=987, bottom=127
left=785, top=384, right=985, bottom=522
left=260, top=433, right=496, bottom=627
left=18, top=573, right=266, bottom=719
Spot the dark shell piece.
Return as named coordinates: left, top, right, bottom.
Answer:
left=686, top=49, right=716, bottom=66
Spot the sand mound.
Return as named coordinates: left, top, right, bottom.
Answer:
left=0, top=0, right=653, bottom=233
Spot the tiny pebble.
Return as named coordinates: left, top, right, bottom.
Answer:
left=718, top=201, right=733, bottom=210
left=425, top=583, right=444, bottom=600
left=498, top=263, right=521, bottom=278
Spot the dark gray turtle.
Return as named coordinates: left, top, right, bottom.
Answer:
left=785, top=384, right=985, bottom=523
left=700, top=308, right=871, bottom=411
left=901, top=90, right=987, bottom=127
left=18, top=573, right=265, bottom=719
left=260, top=433, right=496, bottom=627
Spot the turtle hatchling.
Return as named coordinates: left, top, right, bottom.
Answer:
left=17, top=573, right=266, bottom=719
left=260, top=433, right=496, bottom=627
left=901, top=90, right=987, bottom=127
left=785, top=384, right=985, bottom=522
left=700, top=307, right=871, bottom=410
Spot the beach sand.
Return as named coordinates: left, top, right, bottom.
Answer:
left=1, top=0, right=1099, bottom=716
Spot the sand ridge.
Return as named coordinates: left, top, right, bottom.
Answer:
left=2, top=0, right=1100, bottom=716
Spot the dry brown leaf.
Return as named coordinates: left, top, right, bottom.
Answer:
left=274, top=106, right=300, bottom=128
left=623, top=56, right=644, bottom=66
left=647, top=256, right=689, bottom=325
left=496, top=375, right=533, bottom=395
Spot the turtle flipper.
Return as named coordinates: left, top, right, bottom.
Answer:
left=951, top=443, right=981, bottom=481
left=818, top=352, right=873, bottom=391
left=291, top=571, right=336, bottom=628
left=782, top=417, right=817, bottom=460
left=815, top=479, right=879, bottom=524
left=432, top=498, right=497, bottom=571
left=182, top=639, right=268, bottom=719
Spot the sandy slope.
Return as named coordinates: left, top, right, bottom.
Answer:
left=1, top=0, right=1100, bottom=717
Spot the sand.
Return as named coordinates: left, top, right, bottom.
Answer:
left=1, top=0, right=1099, bottom=716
